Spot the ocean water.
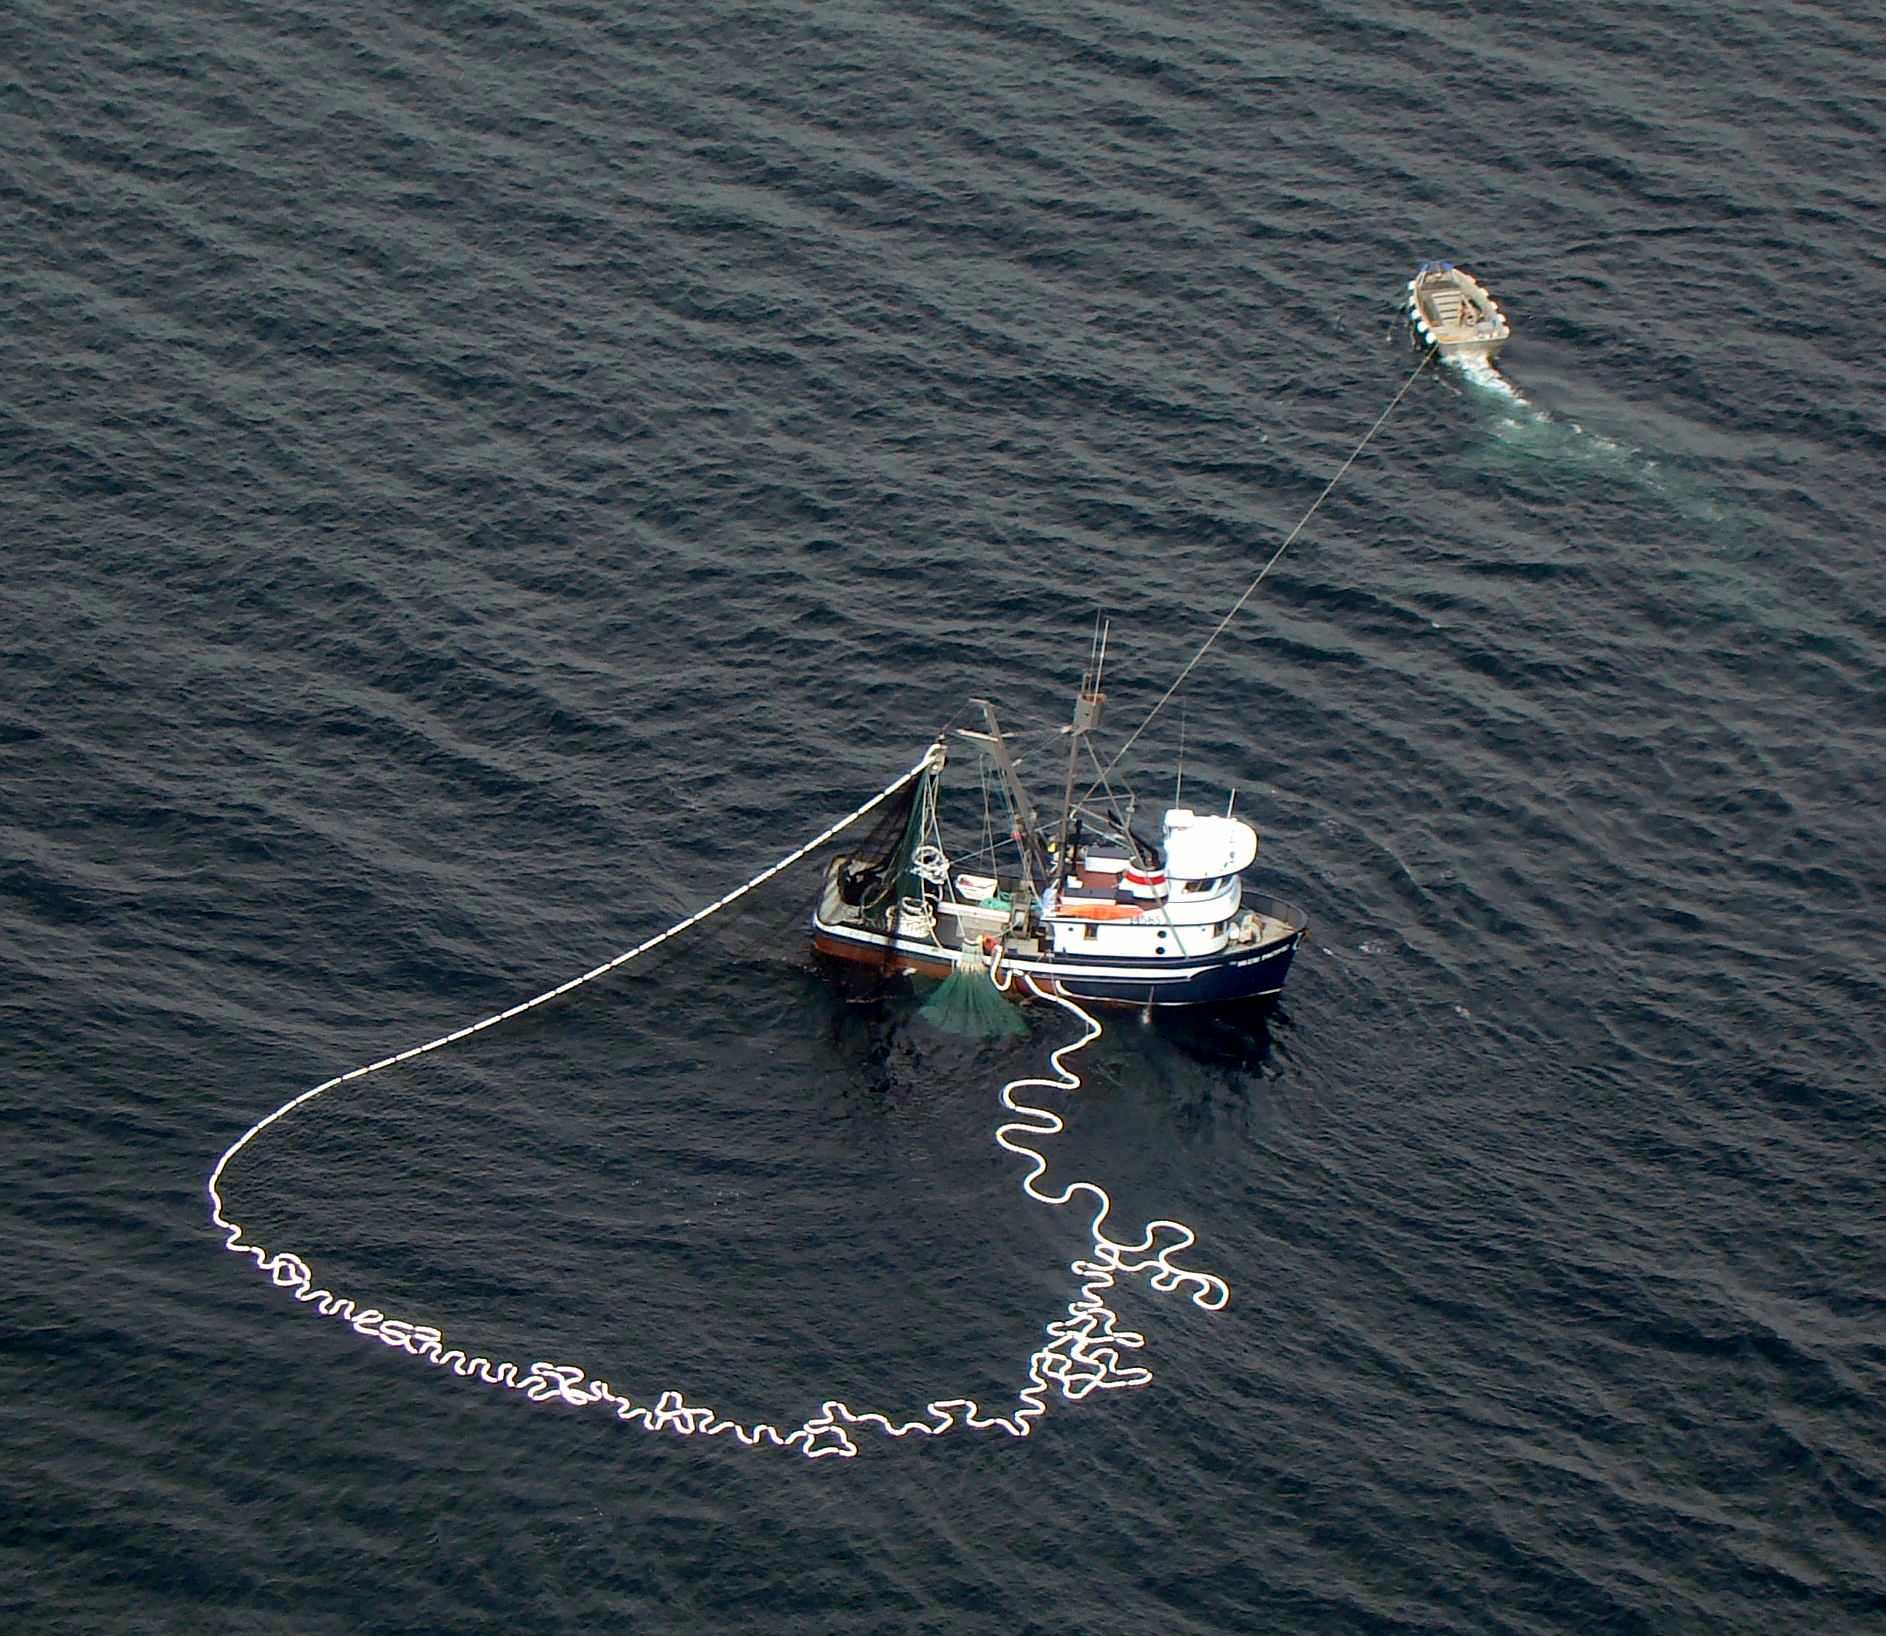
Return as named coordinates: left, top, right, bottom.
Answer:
left=4, top=1, right=1883, bottom=1631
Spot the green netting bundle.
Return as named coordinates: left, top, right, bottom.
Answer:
left=917, top=959, right=1028, bottom=1038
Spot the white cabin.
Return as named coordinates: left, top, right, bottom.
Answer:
left=1042, top=807, right=1260, bottom=960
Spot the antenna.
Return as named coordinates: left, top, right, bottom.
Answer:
left=1175, top=695, right=1186, bottom=807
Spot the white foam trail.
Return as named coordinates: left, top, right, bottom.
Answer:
left=207, top=782, right=1226, bottom=1459
left=1451, top=356, right=1645, bottom=472
left=1448, top=351, right=1529, bottom=405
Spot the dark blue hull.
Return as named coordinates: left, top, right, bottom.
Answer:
left=1045, top=933, right=1303, bottom=1007
left=811, top=913, right=1305, bottom=1010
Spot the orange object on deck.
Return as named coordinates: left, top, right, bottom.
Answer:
left=1054, top=902, right=1144, bottom=922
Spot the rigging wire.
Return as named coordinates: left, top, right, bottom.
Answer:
left=1080, top=737, right=1145, bottom=857
left=1083, top=345, right=1439, bottom=804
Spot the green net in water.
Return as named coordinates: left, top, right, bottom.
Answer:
left=917, top=962, right=1028, bottom=1038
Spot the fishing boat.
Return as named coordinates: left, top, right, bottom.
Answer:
left=810, top=649, right=1308, bottom=1009
left=1406, top=261, right=1510, bottom=358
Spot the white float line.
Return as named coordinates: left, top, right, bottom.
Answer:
left=994, top=969, right=1230, bottom=1314
left=206, top=750, right=1227, bottom=1459
left=207, top=747, right=942, bottom=1214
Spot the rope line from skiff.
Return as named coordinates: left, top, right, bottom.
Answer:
left=1086, top=344, right=1439, bottom=799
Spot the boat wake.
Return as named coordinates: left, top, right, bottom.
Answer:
left=1447, top=350, right=1531, bottom=407
left=1450, top=350, right=1628, bottom=462
left=206, top=765, right=1226, bottom=1460
left=1444, top=350, right=1743, bottom=550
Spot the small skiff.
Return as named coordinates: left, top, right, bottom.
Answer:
left=1406, top=261, right=1510, bottom=359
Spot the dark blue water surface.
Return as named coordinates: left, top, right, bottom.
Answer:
left=4, top=1, right=1883, bottom=1631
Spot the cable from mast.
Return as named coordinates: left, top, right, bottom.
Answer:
left=1053, top=615, right=1110, bottom=891
left=1083, top=345, right=1438, bottom=802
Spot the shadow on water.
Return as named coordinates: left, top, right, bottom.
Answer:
left=1151, top=998, right=1283, bottom=1077
left=804, top=943, right=1292, bottom=1071
left=792, top=955, right=1038, bottom=1105
left=813, top=954, right=1287, bottom=1074
left=800, top=953, right=1293, bottom=1128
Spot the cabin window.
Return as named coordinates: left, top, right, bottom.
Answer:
left=1183, top=876, right=1224, bottom=895
left=1082, top=923, right=1098, bottom=941
left=1214, top=921, right=1228, bottom=936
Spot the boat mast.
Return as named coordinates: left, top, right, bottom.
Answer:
left=960, top=699, right=1048, bottom=902
left=1053, top=620, right=1108, bottom=892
